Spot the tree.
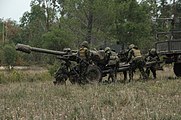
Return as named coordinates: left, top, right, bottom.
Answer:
left=3, top=44, right=17, bottom=69
left=42, top=27, right=75, bottom=50
left=58, top=0, right=116, bottom=47
left=113, top=0, right=152, bottom=49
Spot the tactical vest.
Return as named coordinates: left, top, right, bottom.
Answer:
left=107, top=51, right=119, bottom=65
left=132, top=48, right=142, bottom=58
left=79, top=47, right=87, bottom=59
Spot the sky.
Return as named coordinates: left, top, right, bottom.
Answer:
left=0, top=0, right=31, bottom=23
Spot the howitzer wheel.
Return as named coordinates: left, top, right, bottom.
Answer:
left=85, top=65, right=102, bottom=83
left=173, top=63, right=181, bottom=77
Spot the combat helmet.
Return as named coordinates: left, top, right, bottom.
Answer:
left=63, top=48, right=71, bottom=53
left=81, top=41, right=89, bottom=48
left=104, top=47, right=111, bottom=53
left=150, top=48, right=156, bottom=55
left=129, top=44, right=135, bottom=49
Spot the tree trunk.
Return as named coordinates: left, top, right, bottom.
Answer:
left=86, top=0, right=94, bottom=44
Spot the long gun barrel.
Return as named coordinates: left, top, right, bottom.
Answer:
left=16, top=44, right=67, bottom=56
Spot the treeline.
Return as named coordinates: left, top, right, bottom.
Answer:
left=0, top=0, right=181, bottom=66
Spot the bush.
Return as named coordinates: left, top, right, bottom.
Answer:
left=3, top=44, right=17, bottom=68
left=47, top=61, right=61, bottom=76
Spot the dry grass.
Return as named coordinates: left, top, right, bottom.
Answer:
left=0, top=66, right=181, bottom=120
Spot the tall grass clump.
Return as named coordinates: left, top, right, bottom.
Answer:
left=0, top=70, right=52, bottom=84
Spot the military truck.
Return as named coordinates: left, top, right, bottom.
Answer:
left=155, top=1, right=181, bottom=77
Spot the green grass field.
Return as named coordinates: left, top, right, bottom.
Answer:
left=0, top=67, right=181, bottom=120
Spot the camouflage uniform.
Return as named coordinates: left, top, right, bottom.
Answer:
left=78, top=41, right=90, bottom=83
left=105, top=47, right=119, bottom=82
left=127, top=44, right=147, bottom=81
left=118, top=49, right=129, bottom=81
left=54, top=61, right=69, bottom=85
left=145, top=48, right=160, bottom=79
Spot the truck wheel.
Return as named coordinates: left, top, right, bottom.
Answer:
left=86, top=65, right=102, bottom=83
left=173, top=63, right=181, bottom=77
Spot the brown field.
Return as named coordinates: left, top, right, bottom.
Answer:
left=0, top=66, right=181, bottom=120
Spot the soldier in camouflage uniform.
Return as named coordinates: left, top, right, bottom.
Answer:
left=127, top=44, right=147, bottom=81
left=77, top=41, right=91, bottom=84
left=104, top=47, right=119, bottom=83
left=145, top=48, right=160, bottom=79
left=53, top=61, right=70, bottom=85
left=104, top=47, right=113, bottom=82
left=118, top=49, right=129, bottom=81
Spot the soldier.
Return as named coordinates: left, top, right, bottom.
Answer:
left=127, top=44, right=147, bottom=81
left=145, top=48, right=160, bottom=79
left=118, top=49, right=129, bottom=81
left=104, top=47, right=112, bottom=82
left=104, top=47, right=119, bottom=83
left=53, top=61, right=69, bottom=85
left=77, top=41, right=91, bottom=84
left=104, top=47, right=111, bottom=64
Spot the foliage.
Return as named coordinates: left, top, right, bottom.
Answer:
left=113, top=0, right=152, bottom=49
left=61, top=0, right=116, bottom=47
left=1, top=0, right=181, bottom=65
left=42, top=27, right=74, bottom=50
left=46, top=60, right=61, bottom=76
left=3, top=44, right=17, bottom=68
left=0, top=47, right=4, bottom=65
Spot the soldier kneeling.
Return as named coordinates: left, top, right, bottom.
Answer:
left=53, top=61, right=69, bottom=85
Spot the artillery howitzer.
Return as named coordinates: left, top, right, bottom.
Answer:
left=16, top=44, right=158, bottom=84
left=16, top=44, right=99, bottom=84
left=16, top=44, right=107, bottom=84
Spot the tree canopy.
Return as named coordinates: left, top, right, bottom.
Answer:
left=0, top=0, right=181, bottom=65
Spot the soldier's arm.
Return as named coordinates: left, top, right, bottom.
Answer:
left=144, top=53, right=150, bottom=61
left=127, top=50, right=133, bottom=63
left=155, top=54, right=160, bottom=61
left=85, top=49, right=91, bottom=61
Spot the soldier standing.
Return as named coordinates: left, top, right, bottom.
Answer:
left=118, top=49, right=129, bottom=81
left=77, top=41, right=90, bottom=84
left=104, top=47, right=113, bottom=82
left=127, top=44, right=147, bottom=81
left=145, top=48, right=160, bottom=79
left=104, top=47, right=119, bottom=83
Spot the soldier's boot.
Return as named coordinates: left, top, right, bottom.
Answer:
left=53, top=80, right=57, bottom=85
left=53, top=76, right=61, bottom=85
left=53, top=80, right=65, bottom=85
left=129, top=71, right=133, bottom=82
left=112, top=75, right=116, bottom=83
left=142, top=72, right=148, bottom=80
left=123, top=71, right=127, bottom=80
left=108, top=74, right=114, bottom=83
left=145, top=68, right=150, bottom=78
left=139, top=67, right=148, bottom=80
left=122, top=71, right=127, bottom=83
left=153, top=71, right=156, bottom=79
